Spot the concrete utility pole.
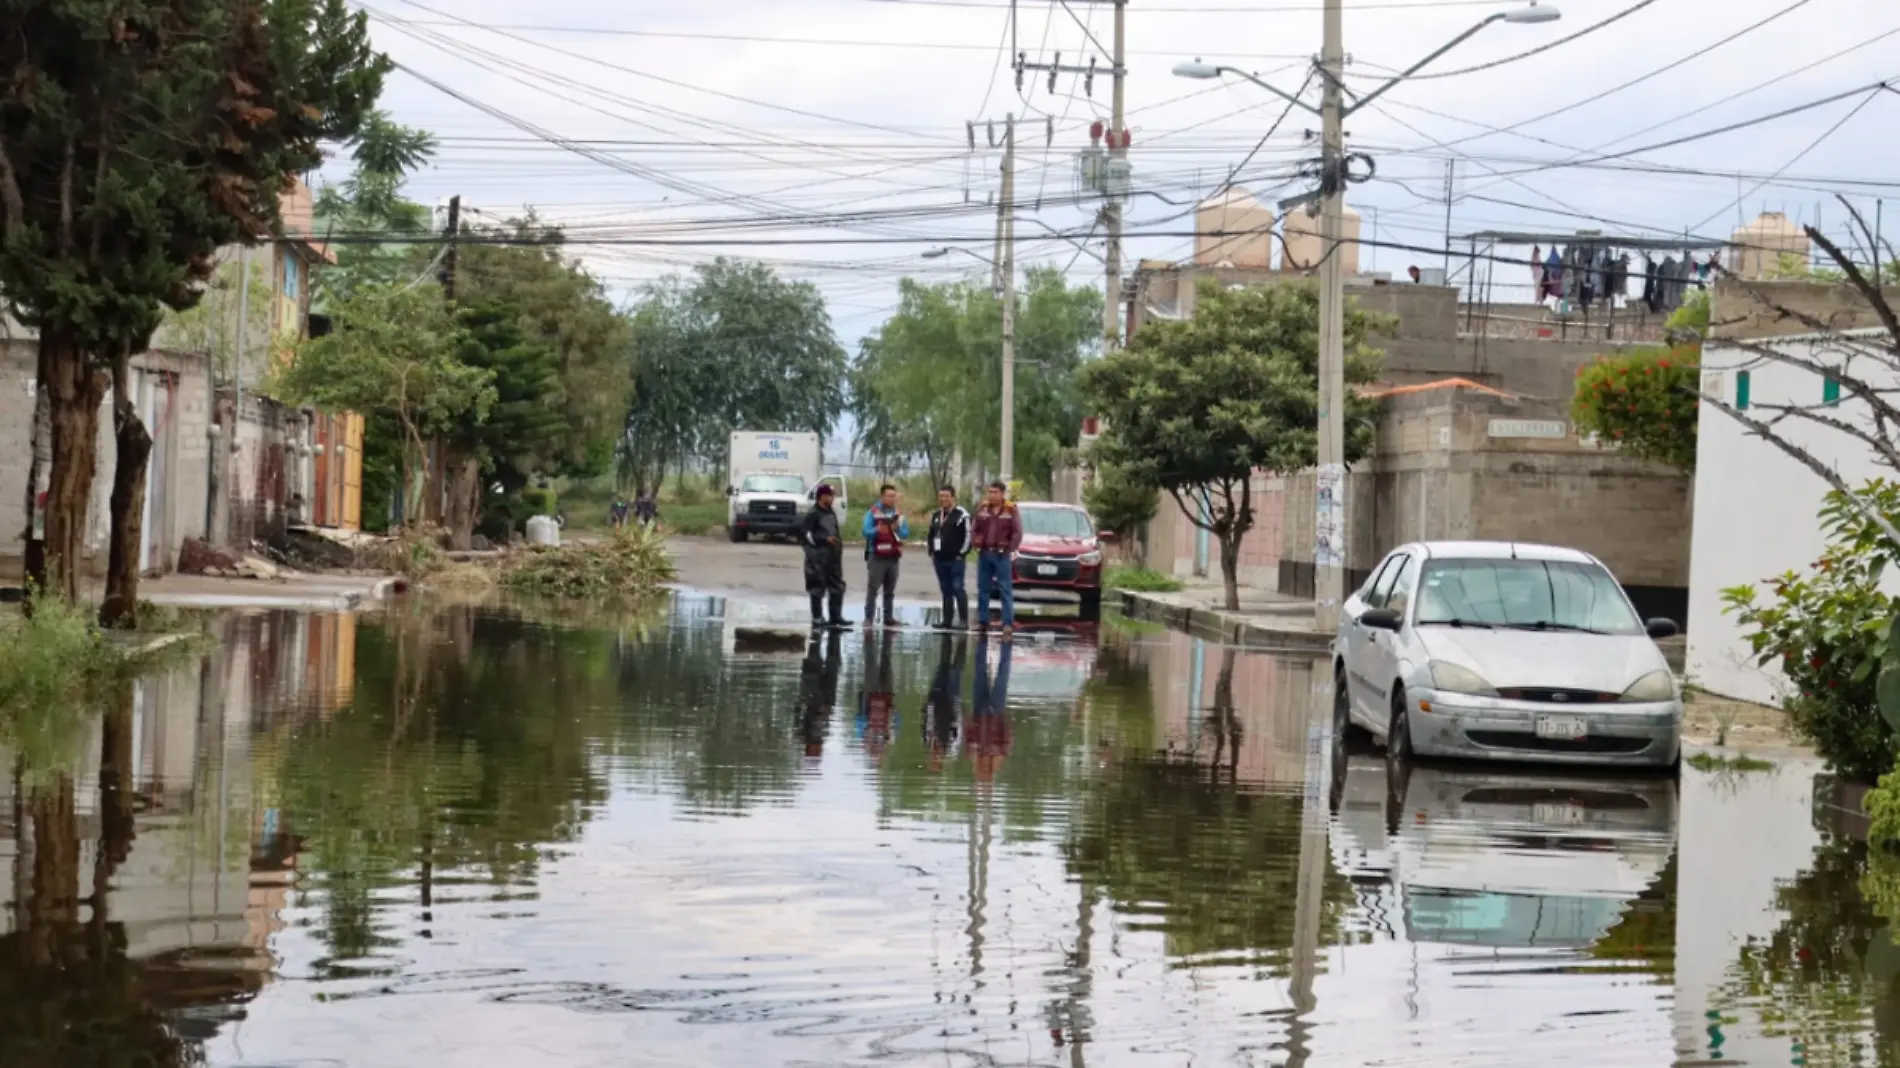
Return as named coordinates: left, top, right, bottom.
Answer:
left=1175, top=2, right=1561, bottom=633
left=439, top=194, right=462, bottom=302
left=1104, top=0, right=1127, bottom=351
left=1313, top=0, right=1348, bottom=632
left=999, top=115, right=1018, bottom=486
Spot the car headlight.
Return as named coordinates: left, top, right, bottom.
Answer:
left=1620, top=670, right=1678, bottom=703
left=1079, top=551, right=1102, bottom=566
left=1428, top=661, right=1497, bottom=696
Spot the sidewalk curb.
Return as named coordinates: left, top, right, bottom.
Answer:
left=1118, top=589, right=1336, bottom=654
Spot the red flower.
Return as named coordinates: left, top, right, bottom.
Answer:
left=1659, top=359, right=1671, bottom=369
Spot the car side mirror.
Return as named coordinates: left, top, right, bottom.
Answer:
left=1645, top=617, right=1680, bottom=639
left=725, top=486, right=736, bottom=497
left=1360, top=608, right=1402, bottom=632
left=1098, top=530, right=1117, bottom=543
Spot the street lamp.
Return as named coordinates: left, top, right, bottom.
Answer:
left=1173, top=0, right=1560, bottom=636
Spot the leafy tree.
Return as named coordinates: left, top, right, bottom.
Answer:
left=622, top=259, right=847, bottom=487
left=0, top=0, right=386, bottom=618
left=450, top=299, right=566, bottom=542
left=1572, top=346, right=1700, bottom=472
left=1083, top=463, right=1161, bottom=566
left=273, top=282, right=493, bottom=527
left=453, top=217, right=632, bottom=480
left=852, top=269, right=1099, bottom=491
left=1079, top=279, right=1387, bottom=610
left=312, top=109, right=437, bottom=305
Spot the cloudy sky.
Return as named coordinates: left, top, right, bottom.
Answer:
left=352, top=0, right=1900, bottom=348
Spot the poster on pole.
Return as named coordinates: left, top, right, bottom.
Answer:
left=1314, top=464, right=1346, bottom=569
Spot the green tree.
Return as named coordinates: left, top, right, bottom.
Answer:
left=453, top=217, right=633, bottom=480
left=1079, top=279, right=1387, bottom=610
left=853, top=269, right=1099, bottom=491
left=273, top=282, right=493, bottom=527
left=1083, top=463, right=1160, bottom=566
left=312, top=109, right=437, bottom=305
left=622, top=259, right=847, bottom=488
left=450, top=299, right=566, bottom=542
left=0, top=0, right=386, bottom=616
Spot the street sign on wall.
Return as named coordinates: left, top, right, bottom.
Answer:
left=1487, top=418, right=1567, bottom=440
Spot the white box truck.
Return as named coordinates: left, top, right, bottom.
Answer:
left=726, top=432, right=846, bottom=542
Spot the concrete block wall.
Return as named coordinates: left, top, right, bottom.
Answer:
left=0, top=340, right=211, bottom=577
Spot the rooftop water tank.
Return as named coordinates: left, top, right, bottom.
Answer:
left=1731, top=211, right=1810, bottom=280
left=1194, top=187, right=1276, bottom=269
left=1281, top=206, right=1363, bottom=277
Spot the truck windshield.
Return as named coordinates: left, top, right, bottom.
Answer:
left=741, top=474, right=807, bottom=494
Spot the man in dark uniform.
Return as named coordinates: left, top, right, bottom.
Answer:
left=800, top=483, right=848, bottom=627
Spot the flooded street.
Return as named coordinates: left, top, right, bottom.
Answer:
left=0, top=595, right=1890, bottom=1065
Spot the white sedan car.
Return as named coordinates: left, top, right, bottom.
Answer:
left=1333, top=541, right=1682, bottom=769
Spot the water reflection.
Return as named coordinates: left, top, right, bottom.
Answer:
left=14, top=595, right=1900, bottom=1064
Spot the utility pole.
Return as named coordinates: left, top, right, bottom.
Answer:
left=1104, top=0, right=1127, bottom=350
left=1313, top=0, right=1348, bottom=632
left=999, top=115, right=1018, bottom=486
left=439, top=194, right=461, bottom=302
left=1441, top=158, right=1456, bottom=279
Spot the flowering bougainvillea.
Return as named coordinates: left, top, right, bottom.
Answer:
left=1571, top=344, right=1700, bottom=471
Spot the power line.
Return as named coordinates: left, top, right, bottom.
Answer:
left=389, top=19, right=1307, bottom=59
left=1685, top=90, right=1882, bottom=234
left=1425, top=0, right=1822, bottom=153
left=1342, top=0, right=1662, bottom=83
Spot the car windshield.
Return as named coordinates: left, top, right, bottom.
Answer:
left=1414, top=558, right=1642, bottom=635
left=1018, top=507, right=1094, bottom=538
left=741, top=474, right=806, bottom=494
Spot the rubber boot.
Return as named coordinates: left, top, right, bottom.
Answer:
left=809, top=593, right=825, bottom=626
left=826, top=591, right=847, bottom=628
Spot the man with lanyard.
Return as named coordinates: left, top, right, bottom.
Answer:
left=971, top=480, right=1022, bottom=637
left=799, top=484, right=848, bottom=628
left=927, top=484, right=972, bottom=630
left=860, top=483, right=910, bottom=629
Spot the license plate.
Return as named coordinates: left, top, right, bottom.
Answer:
left=1037, top=564, right=1058, bottom=576
left=1534, top=716, right=1588, bottom=741
left=1533, top=802, right=1585, bottom=826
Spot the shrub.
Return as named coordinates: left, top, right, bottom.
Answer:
left=1085, top=464, right=1160, bottom=565
left=501, top=523, right=677, bottom=596
left=0, top=595, right=117, bottom=715
left=1572, top=345, right=1700, bottom=472
left=1723, top=481, right=1900, bottom=782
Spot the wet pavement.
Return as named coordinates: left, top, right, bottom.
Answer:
left=0, top=593, right=1891, bottom=1066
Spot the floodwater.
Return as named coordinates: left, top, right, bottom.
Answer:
left=0, top=594, right=1893, bottom=1066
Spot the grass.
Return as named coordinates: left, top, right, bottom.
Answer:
left=1104, top=565, right=1185, bottom=593
left=1686, top=751, right=1776, bottom=773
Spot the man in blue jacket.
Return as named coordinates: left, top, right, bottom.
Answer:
left=861, top=483, right=910, bottom=628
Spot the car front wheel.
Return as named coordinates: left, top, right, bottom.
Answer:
left=1386, top=687, right=1413, bottom=769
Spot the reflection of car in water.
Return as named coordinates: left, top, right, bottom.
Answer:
left=1331, top=749, right=1677, bottom=948
left=991, top=622, right=1100, bottom=701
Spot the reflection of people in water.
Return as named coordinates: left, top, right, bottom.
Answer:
left=923, top=634, right=968, bottom=772
left=966, top=639, right=1013, bottom=782
left=856, top=627, right=897, bottom=762
left=797, top=630, right=843, bottom=761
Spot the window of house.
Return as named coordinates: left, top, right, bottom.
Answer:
left=1736, top=369, right=1751, bottom=411
left=283, top=254, right=300, bottom=301
left=1824, top=369, right=1842, bottom=406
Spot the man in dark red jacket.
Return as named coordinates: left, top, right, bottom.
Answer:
left=970, top=481, right=1022, bottom=636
